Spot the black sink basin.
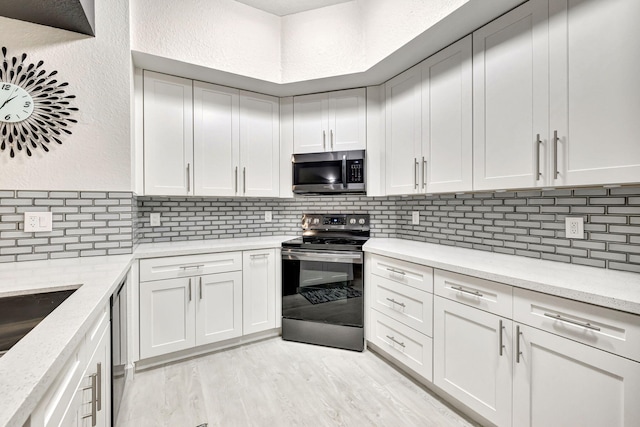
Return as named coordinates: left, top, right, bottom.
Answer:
left=0, top=289, right=77, bottom=356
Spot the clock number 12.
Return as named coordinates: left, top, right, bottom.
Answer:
left=1, top=84, right=10, bottom=90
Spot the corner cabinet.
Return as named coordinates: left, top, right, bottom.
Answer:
left=385, top=36, right=472, bottom=195
left=293, top=88, right=366, bottom=154
left=143, top=71, right=280, bottom=197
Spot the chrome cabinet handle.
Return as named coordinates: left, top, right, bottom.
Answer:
left=330, top=129, right=334, bottom=149
left=323, top=130, right=326, bottom=150
left=199, top=277, right=203, bottom=300
left=422, top=157, right=427, bottom=189
left=250, top=253, right=269, bottom=259
left=82, top=373, right=97, bottom=426
left=235, top=166, right=238, bottom=194
left=553, top=130, right=559, bottom=180
left=386, top=267, right=406, bottom=276
left=499, top=320, right=505, bottom=356
left=544, top=313, right=601, bottom=331
left=451, top=285, right=483, bottom=298
left=535, top=134, right=542, bottom=179
left=386, top=335, right=406, bottom=348
left=188, top=278, right=192, bottom=302
left=96, top=362, right=102, bottom=411
left=386, top=297, right=406, bottom=308
left=243, top=167, right=246, bottom=194
left=414, top=158, right=419, bottom=189
left=186, top=163, right=191, bottom=194
left=180, top=264, right=204, bottom=270
left=516, top=325, right=522, bottom=363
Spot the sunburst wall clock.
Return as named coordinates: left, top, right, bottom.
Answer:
left=0, top=46, right=78, bottom=158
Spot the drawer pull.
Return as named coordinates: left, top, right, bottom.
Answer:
left=451, top=285, right=483, bottom=297
left=250, top=253, right=269, bottom=259
left=544, top=313, right=601, bottom=331
left=385, top=335, right=406, bottom=348
left=386, top=297, right=406, bottom=308
left=180, top=264, right=204, bottom=270
left=386, top=267, right=406, bottom=276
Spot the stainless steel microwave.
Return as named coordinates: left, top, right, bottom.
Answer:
left=292, top=150, right=366, bottom=195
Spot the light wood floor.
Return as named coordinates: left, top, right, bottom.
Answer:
left=116, top=338, right=478, bottom=427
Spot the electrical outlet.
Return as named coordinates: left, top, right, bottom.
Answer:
left=411, top=211, right=419, bottom=225
left=565, top=217, right=584, bottom=239
left=24, top=212, right=53, bottom=232
left=150, top=212, right=161, bottom=227
left=265, top=211, right=273, bottom=222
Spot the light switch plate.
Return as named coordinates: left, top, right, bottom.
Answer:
left=265, top=211, right=273, bottom=222
left=150, top=212, right=161, bottom=227
left=411, top=211, right=419, bottom=225
left=24, top=212, right=53, bottom=232
left=565, top=217, right=584, bottom=239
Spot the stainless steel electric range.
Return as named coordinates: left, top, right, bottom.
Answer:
left=281, top=213, right=370, bottom=351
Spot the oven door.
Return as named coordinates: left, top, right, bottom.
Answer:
left=282, top=249, right=363, bottom=327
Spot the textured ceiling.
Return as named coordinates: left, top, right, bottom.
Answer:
left=234, top=0, right=352, bottom=16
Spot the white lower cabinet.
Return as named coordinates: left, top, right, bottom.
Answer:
left=31, top=308, right=111, bottom=427
left=513, top=323, right=640, bottom=427
left=434, top=296, right=512, bottom=427
left=138, top=249, right=278, bottom=361
left=242, top=249, right=276, bottom=335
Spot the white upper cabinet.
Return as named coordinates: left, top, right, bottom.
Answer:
left=239, top=91, right=280, bottom=197
left=385, top=36, right=472, bottom=196
left=422, top=35, right=473, bottom=193
left=293, top=88, right=366, bottom=154
left=549, top=0, right=640, bottom=187
left=473, top=0, right=549, bottom=191
left=144, top=72, right=279, bottom=197
left=143, top=71, right=194, bottom=196
left=385, top=65, right=422, bottom=195
left=193, top=82, right=239, bottom=197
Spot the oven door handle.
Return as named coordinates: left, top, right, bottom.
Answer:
left=283, top=249, right=363, bottom=264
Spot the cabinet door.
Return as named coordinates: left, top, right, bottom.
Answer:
left=240, top=91, right=280, bottom=197
left=329, top=88, right=366, bottom=152
left=139, top=278, right=195, bottom=359
left=242, top=249, right=276, bottom=335
left=195, top=271, right=243, bottom=346
left=434, top=296, right=512, bottom=427
left=193, top=82, right=240, bottom=196
left=79, top=324, right=111, bottom=427
left=513, top=323, right=640, bottom=427
left=293, top=93, right=328, bottom=153
left=385, top=65, right=422, bottom=195
left=422, top=35, right=473, bottom=193
left=549, top=0, right=640, bottom=186
left=473, top=0, right=549, bottom=191
left=143, top=71, right=193, bottom=196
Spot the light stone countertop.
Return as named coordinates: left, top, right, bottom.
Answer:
left=364, top=238, right=640, bottom=315
left=0, top=235, right=296, bottom=427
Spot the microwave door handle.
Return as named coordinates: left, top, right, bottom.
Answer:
left=342, top=155, right=347, bottom=189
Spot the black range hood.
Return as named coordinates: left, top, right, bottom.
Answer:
left=0, top=0, right=95, bottom=36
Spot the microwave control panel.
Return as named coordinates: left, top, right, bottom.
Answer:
left=347, top=159, right=364, bottom=183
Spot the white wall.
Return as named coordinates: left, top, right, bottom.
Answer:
left=131, top=0, right=282, bottom=83
left=0, top=0, right=132, bottom=191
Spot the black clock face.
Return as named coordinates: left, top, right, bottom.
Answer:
left=0, top=47, right=78, bottom=158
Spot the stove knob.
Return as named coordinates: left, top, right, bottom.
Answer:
left=313, top=218, right=320, bottom=225
left=349, top=218, right=356, bottom=225
left=358, top=218, right=366, bottom=225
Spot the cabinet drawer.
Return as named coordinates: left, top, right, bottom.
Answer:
left=370, top=274, right=433, bottom=336
left=369, top=254, right=433, bottom=292
left=140, top=252, right=242, bottom=282
left=514, top=288, right=640, bottom=362
left=369, top=309, right=433, bottom=382
left=434, top=270, right=513, bottom=318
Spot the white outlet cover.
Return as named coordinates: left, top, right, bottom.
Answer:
left=24, top=212, right=53, bottom=232
left=150, top=212, right=161, bottom=227
left=411, top=211, right=419, bottom=225
left=565, top=217, right=584, bottom=239
left=265, top=211, right=273, bottom=222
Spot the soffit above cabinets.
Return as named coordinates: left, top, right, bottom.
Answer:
left=234, top=0, right=352, bottom=16
left=0, top=0, right=95, bottom=36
